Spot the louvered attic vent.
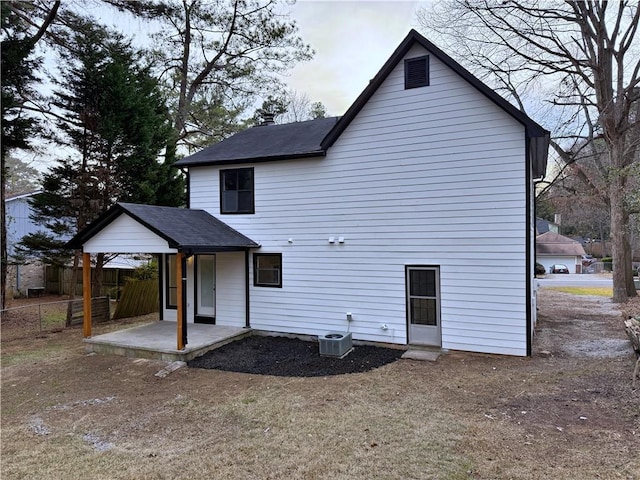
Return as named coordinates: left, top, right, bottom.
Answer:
left=404, top=55, right=429, bottom=89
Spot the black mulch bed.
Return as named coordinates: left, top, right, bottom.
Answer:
left=187, top=335, right=405, bottom=377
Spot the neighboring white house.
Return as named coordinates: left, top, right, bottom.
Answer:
left=68, top=30, right=549, bottom=356
left=536, top=231, right=586, bottom=274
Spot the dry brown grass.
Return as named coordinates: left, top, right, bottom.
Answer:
left=1, top=290, right=639, bottom=479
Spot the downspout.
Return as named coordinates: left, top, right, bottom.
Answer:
left=181, top=253, right=188, bottom=346
left=245, top=250, right=250, bottom=328
left=157, top=254, right=164, bottom=321
left=525, top=134, right=533, bottom=357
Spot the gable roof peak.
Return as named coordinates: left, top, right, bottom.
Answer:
left=320, top=28, right=549, bottom=178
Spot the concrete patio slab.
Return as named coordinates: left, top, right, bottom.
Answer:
left=84, top=321, right=251, bottom=362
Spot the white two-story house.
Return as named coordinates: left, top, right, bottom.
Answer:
left=69, top=30, right=549, bottom=356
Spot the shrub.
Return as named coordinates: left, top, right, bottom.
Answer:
left=129, top=259, right=158, bottom=281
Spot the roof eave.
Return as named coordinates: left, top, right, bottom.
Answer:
left=180, top=243, right=260, bottom=254
left=175, top=150, right=326, bottom=168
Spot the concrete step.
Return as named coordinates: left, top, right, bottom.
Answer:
left=401, top=349, right=441, bottom=362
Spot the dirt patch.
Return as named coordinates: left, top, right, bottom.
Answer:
left=188, top=335, right=405, bottom=376
left=2, top=289, right=639, bottom=480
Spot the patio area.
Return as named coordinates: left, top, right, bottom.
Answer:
left=84, top=321, right=252, bottom=362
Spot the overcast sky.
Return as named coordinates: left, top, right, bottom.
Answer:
left=288, top=1, right=426, bottom=115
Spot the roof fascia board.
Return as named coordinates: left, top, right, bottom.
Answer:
left=321, top=29, right=548, bottom=150
left=181, top=245, right=259, bottom=255
left=5, top=190, right=43, bottom=202
left=175, top=151, right=326, bottom=168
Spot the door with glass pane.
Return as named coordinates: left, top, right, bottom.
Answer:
left=407, top=266, right=441, bottom=346
left=196, top=255, right=216, bottom=322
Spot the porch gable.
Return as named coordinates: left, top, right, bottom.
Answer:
left=83, top=213, right=177, bottom=254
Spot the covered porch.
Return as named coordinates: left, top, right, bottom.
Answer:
left=85, top=321, right=252, bottom=362
left=66, top=202, right=260, bottom=359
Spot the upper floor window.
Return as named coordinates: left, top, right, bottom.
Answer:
left=220, top=167, right=254, bottom=214
left=404, top=56, right=429, bottom=89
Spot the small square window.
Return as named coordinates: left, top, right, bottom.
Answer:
left=404, top=56, right=429, bottom=89
left=254, top=253, right=282, bottom=288
left=220, top=168, right=254, bottom=214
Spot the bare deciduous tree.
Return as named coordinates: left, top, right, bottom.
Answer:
left=417, top=0, right=640, bottom=301
left=108, top=0, right=313, bottom=155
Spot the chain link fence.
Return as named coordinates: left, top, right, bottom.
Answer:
left=1, top=300, right=71, bottom=341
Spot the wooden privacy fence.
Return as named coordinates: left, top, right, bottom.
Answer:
left=69, top=296, right=111, bottom=325
left=45, top=265, right=135, bottom=297
left=625, top=317, right=640, bottom=388
left=113, top=279, right=159, bottom=319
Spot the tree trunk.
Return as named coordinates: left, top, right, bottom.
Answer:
left=1, top=155, right=6, bottom=309
left=623, top=211, right=638, bottom=298
left=94, top=252, right=104, bottom=297
left=609, top=150, right=629, bottom=303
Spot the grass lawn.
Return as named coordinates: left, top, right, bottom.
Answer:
left=546, top=286, right=613, bottom=296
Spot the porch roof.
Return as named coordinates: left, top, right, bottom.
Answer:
left=66, top=202, right=260, bottom=254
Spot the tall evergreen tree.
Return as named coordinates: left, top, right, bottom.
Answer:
left=1, top=1, right=58, bottom=307
left=20, top=21, right=175, bottom=312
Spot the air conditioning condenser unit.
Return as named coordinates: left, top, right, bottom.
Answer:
left=319, top=332, right=353, bottom=358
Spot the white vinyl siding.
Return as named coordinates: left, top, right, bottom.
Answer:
left=83, top=214, right=177, bottom=254
left=214, top=253, right=246, bottom=327
left=190, top=44, right=529, bottom=355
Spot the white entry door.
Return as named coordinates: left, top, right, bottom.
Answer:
left=407, top=266, right=441, bottom=346
left=197, top=255, right=216, bottom=319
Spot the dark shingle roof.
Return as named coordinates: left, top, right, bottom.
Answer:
left=175, top=117, right=341, bottom=167
left=67, top=203, right=259, bottom=252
